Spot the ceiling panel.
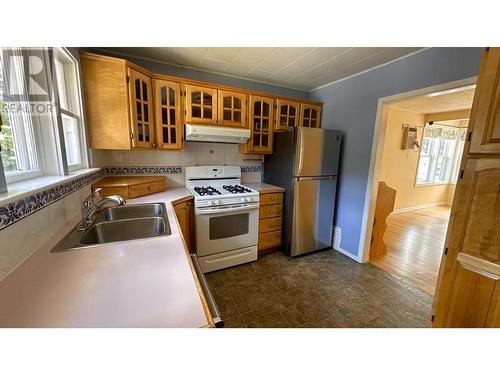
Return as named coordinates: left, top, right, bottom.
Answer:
left=99, top=47, right=424, bottom=90
left=391, top=87, right=476, bottom=113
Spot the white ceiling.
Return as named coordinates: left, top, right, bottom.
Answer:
left=391, top=87, right=476, bottom=114
left=99, top=47, right=423, bottom=91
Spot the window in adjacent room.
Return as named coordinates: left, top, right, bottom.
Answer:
left=416, top=124, right=464, bottom=185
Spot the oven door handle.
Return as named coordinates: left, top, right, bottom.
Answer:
left=196, top=203, right=260, bottom=215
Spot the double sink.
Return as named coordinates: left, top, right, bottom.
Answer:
left=52, top=203, right=171, bottom=252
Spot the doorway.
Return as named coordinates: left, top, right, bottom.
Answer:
left=366, top=83, right=475, bottom=295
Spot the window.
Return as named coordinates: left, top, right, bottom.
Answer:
left=0, top=47, right=87, bottom=187
left=54, top=48, right=86, bottom=171
left=416, top=124, right=464, bottom=185
left=0, top=49, right=42, bottom=183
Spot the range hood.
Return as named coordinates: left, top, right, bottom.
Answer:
left=185, top=124, right=250, bottom=144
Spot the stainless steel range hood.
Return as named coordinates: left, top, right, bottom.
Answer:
left=185, top=124, right=250, bottom=144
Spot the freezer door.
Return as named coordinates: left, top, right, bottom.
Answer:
left=290, top=176, right=337, bottom=256
left=293, top=127, right=341, bottom=177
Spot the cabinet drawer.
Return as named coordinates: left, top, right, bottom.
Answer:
left=259, top=230, right=282, bottom=250
left=93, top=186, right=130, bottom=199
left=259, top=217, right=282, bottom=233
left=260, top=192, right=283, bottom=206
left=259, top=204, right=282, bottom=219
left=128, top=180, right=166, bottom=198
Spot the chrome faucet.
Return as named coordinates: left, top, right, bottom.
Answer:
left=77, top=189, right=126, bottom=231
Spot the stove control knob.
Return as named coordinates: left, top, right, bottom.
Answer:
left=207, top=201, right=213, bottom=206
left=213, top=200, right=220, bottom=206
left=246, top=197, right=252, bottom=203
left=240, top=197, right=245, bottom=203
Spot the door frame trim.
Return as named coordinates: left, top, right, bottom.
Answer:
left=358, top=76, right=478, bottom=263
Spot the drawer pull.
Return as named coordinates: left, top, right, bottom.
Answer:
left=148, top=186, right=153, bottom=190
left=269, top=224, right=274, bottom=228
left=269, top=210, right=273, bottom=214
left=270, top=197, right=275, bottom=201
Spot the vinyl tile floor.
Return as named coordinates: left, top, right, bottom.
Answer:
left=205, top=249, right=432, bottom=328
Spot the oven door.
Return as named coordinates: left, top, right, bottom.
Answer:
left=195, top=203, right=259, bottom=256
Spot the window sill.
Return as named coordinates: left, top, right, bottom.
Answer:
left=0, top=168, right=101, bottom=207
left=415, top=181, right=453, bottom=187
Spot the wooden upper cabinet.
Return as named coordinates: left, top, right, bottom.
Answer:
left=218, top=90, right=247, bottom=128
left=275, top=99, right=299, bottom=131
left=184, top=84, right=218, bottom=125
left=154, top=79, right=183, bottom=150
left=469, top=48, right=500, bottom=154
left=80, top=54, right=132, bottom=150
left=299, top=103, right=322, bottom=128
left=240, top=95, right=274, bottom=154
left=128, top=68, right=154, bottom=148
left=80, top=52, right=324, bottom=153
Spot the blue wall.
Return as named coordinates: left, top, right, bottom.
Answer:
left=85, top=49, right=308, bottom=100
left=309, top=47, right=483, bottom=259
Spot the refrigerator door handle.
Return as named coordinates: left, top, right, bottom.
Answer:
left=296, top=176, right=336, bottom=181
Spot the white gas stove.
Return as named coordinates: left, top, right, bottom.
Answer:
left=186, top=166, right=260, bottom=273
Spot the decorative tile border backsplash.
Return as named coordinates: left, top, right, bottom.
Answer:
left=0, top=170, right=105, bottom=231
left=104, top=165, right=262, bottom=175
left=0, top=164, right=263, bottom=231
left=104, top=166, right=183, bottom=175
left=240, top=165, right=262, bottom=173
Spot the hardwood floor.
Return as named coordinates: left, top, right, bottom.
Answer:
left=370, top=205, right=451, bottom=295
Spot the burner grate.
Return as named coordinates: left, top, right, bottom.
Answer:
left=223, top=184, right=252, bottom=194
left=193, top=186, right=222, bottom=196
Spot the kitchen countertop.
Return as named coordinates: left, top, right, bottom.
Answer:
left=245, top=182, right=285, bottom=193
left=0, top=187, right=212, bottom=328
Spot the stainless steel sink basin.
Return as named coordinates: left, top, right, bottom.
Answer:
left=51, top=202, right=171, bottom=252
left=80, top=217, right=167, bottom=245
left=103, top=203, right=165, bottom=221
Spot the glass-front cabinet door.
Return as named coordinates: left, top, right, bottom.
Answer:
left=154, top=79, right=182, bottom=150
left=247, top=95, right=274, bottom=154
left=185, top=84, right=218, bottom=125
left=218, top=90, right=247, bottom=128
left=128, top=68, right=154, bottom=148
left=299, top=103, right=322, bottom=128
left=275, top=99, right=299, bottom=131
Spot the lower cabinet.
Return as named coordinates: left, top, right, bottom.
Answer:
left=173, top=197, right=195, bottom=253
left=258, top=192, right=284, bottom=253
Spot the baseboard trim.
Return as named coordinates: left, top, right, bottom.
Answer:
left=333, top=246, right=363, bottom=263
left=391, top=201, right=448, bottom=214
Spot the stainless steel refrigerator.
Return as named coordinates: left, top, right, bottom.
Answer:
left=264, top=127, right=342, bottom=256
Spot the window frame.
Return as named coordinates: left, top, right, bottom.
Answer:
left=415, top=124, right=463, bottom=186
left=53, top=47, right=88, bottom=172
left=1, top=49, right=47, bottom=184
left=0, top=47, right=88, bottom=190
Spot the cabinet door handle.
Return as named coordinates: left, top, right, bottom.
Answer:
left=152, top=143, right=156, bottom=148
left=158, top=143, right=163, bottom=147
left=219, top=120, right=223, bottom=125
